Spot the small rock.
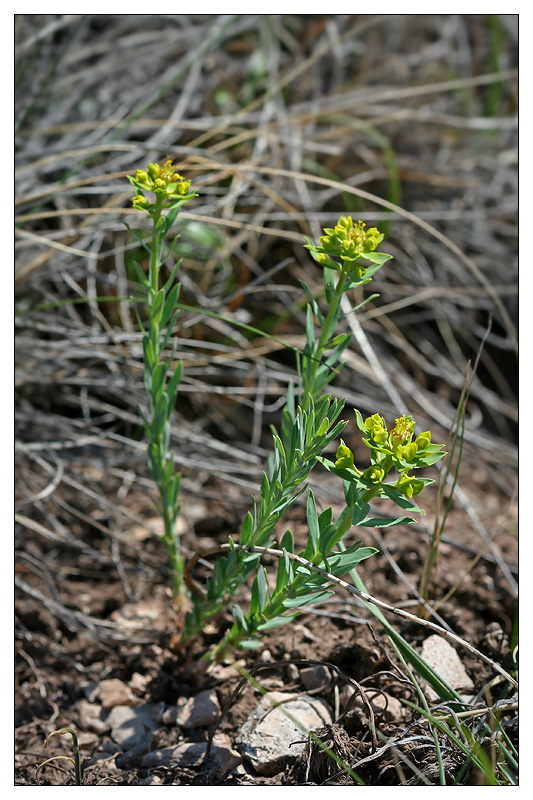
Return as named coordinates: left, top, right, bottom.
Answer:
left=102, top=738, right=121, bottom=755
left=141, top=734, right=241, bottom=773
left=76, top=731, right=100, bottom=749
left=141, top=775, right=163, bottom=785
left=81, top=681, right=99, bottom=702
left=237, top=691, right=332, bottom=776
left=110, top=599, right=168, bottom=634
left=99, top=678, right=136, bottom=710
left=300, top=665, right=331, bottom=691
left=150, top=701, right=166, bottom=724
left=115, top=737, right=154, bottom=768
left=175, top=689, right=221, bottom=728
left=285, top=664, right=299, bottom=682
left=106, top=703, right=159, bottom=750
left=260, top=649, right=273, bottom=663
left=129, top=672, right=150, bottom=696
left=210, top=660, right=246, bottom=682
left=77, top=699, right=110, bottom=734
left=162, top=702, right=186, bottom=725
left=420, top=635, right=474, bottom=701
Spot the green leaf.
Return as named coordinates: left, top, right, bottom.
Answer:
left=239, top=639, right=262, bottom=649
left=318, top=507, right=333, bottom=530
left=232, top=604, right=248, bottom=633
left=161, top=283, right=181, bottom=329
left=359, top=251, right=392, bottom=265
left=352, top=500, right=371, bottom=524
left=283, top=589, right=334, bottom=608
left=323, top=265, right=337, bottom=304
left=381, top=484, right=425, bottom=513
left=283, top=549, right=294, bottom=584
left=299, top=279, right=323, bottom=323
left=150, top=362, right=167, bottom=400
left=326, top=332, right=351, bottom=348
left=304, top=304, right=316, bottom=354
left=166, top=361, right=183, bottom=409
left=257, top=566, right=269, bottom=612
left=360, top=516, right=415, bottom=528
left=207, top=560, right=223, bottom=600
left=239, top=512, right=254, bottom=546
left=302, top=490, right=320, bottom=559
left=150, top=287, right=165, bottom=319
left=256, top=615, right=297, bottom=631
left=163, top=202, right=184, bottom=233
left=318, top=523, right=339, bottom=557
left=162, top=260, right=181, bottom=295
left=354, top=408, right=368, bottom=434
left=153, top=391, right=170, bottom=435
left=280, top=529, right=294, bottom=554
left=325, top=547, right=378, bottom=575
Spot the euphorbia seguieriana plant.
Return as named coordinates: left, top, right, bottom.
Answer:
left=126, top=162, right=446, bottom=660
left=126, top=161, right=197, bottom=601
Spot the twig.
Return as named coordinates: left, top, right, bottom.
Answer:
left=187, top=543, right=518, bottom=690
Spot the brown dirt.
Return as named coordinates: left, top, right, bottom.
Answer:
left=15, top=467, right=517, bottom=786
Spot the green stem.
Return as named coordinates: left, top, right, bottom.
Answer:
left=145, top=195, right=186, bottom=601
left=207, top=507, right=356, bottom=664
left=302, top=269, right=347, bottom=409
left=149, top=197, right=165, bottom=294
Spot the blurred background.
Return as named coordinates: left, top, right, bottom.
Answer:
left=15, top=14, right=518, bottom=639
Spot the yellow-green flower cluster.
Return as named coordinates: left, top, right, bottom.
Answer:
left=365, top=413, right=432, bottom=466
left=335, top=442, right=355, bottom=470
left=304, top=215, right=390, bottom=283
left=129, top=160, right=192, bottom=209
left=320, top=217, right=383, bottom=262
left=333, top=411, right=445, bottom=500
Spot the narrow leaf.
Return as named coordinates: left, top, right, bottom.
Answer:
left=360, top=516, right=415, bottom=528
left=283, top=589, right=334, bottom=608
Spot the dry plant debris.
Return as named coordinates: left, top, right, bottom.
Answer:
left=15, top=14, right=517, bottom=786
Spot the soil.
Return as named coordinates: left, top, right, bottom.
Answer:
left=14, top=13, right=518, bottom=786
left=15, top=467, right=517, bottom=786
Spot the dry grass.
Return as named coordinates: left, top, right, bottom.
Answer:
left=15, top=13, right=517, bottom=641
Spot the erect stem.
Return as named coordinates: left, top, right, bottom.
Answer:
left=302, top=268, right=347, bottom=410
left=200, top=543, right=518, bottom=687
left=149, top=196, right=165, bottom=295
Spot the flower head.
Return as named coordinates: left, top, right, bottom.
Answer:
left=128, top=160, right=193, bottom=208
left=321, top=217, right=384, bottom=263
left=363, top=465, right=385, bottom=484
left=335, top=442, right=355, bottom=470
left=364, top=413, right=388, bottom=444
left=390, top=414, right=415, bottom=445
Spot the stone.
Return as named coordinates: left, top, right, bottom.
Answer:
left=115, top=738, right=154, bottom=768
left=300, top=665, right=331, bottom=691
left=420, top=635, right=474, bottom=701
left=236, top=691, right=332, bottom=776
left=210, top=660, right=246, bottom=682
left=161, top=703, right=185, bottom=725
left=76, top=731, right=100, bottom=749
left=175, top=689, right=221, bottom=728
left=141, top=734, right=241, bottom=773
left=285, top=664, right=299, bottom=682
left=141, top=775, right=163, bottom=785
left=98, top=678, right=136, bottom=710
left=129, top=672, right=150, bottom=696
left=76, top=698, right=110, bottom=734
left=81, top=681, right=99, bottom=702
left=106, top=703, right=159, bottom=750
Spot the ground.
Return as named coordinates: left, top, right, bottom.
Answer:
left=15, top=13, right=518, bottom=786
left=15, top=466, right=517, bottom=786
